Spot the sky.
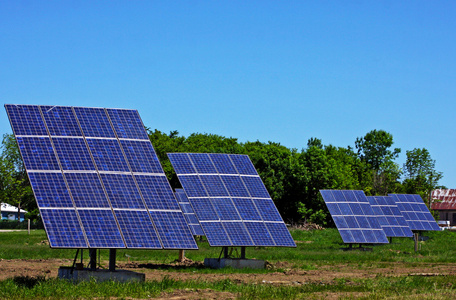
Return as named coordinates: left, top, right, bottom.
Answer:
left=1, top=1, right=455, bottom=187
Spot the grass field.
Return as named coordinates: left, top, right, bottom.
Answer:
left=1, top=228, right=456, bottom=299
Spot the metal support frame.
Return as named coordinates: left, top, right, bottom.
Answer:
left=89, top=248, right=97, bottom=270
left=109, top=249, right=116, bottom=271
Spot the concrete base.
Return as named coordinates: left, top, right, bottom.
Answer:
left=58, top=267, right=145, bottom=282
left=204, top=258, right=265, bottom=269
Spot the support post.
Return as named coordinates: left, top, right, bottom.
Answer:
left=414, top=232, right=419, bottom=252
left=178, top=249, right=185, bottom=262
left=241, top=247, right=246, bottom=259
left=89, top=248, right=97, bottom=270
left=223, top=247, right=229, bottom=258
left=109, top=249, right=116, bottom=272
left=28, top=219, right=30, bottom=235
left=389, top=237, right=392, bottom=244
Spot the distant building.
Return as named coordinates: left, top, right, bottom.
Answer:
left=431, top=189, right=456, bottom=225
left=0, top=203, right=27, bottom=222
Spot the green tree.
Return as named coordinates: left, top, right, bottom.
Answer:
left=403, top=148, right=443, bottom=204
left=0, top=134, right=34, bottom=220
left=355, top=130, right=401, bottom=195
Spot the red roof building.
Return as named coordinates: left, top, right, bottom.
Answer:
left=431, top=189, right=456, bottom=225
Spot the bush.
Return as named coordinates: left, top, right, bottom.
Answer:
left=0, top=219, right=44, bottom=230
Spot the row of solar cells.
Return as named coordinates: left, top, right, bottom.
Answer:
left=320, top=190, right=440, bottom=244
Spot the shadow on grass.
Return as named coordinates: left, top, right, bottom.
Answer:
left=13, top=275, right=46, bottom=289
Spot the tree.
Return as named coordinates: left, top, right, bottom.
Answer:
left=0, top=134, right=34, bottom=220
left=355, top=130, right=401, bottom=195
left=403, top=148, right=443, bottom=203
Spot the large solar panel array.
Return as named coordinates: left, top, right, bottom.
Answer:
left=168, top=153, right=296, bottom=247
left=389, top=194, right=440, bottom=231
left=366, top=196, right=413, bottom=238
left=175, top=189, right=204, bottom=236
left=320, top=190, right=389, bottom=244
left=5, top=104, right=197, bottom=249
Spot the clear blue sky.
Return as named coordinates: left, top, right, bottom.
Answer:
left=1, top=1, right=455, bottom=187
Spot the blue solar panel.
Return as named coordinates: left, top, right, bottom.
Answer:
left=229, top=154, right=258, bottom=175
left=167, top=153, right=196, bottom=174
left=86, top=139, right=130, bottom=172
left=265, top=223, right=297, bottom=247
left=65, top=173, right=111, bottom=208
left=6, top=104, right=197, bottom=250
left=40, top=209, right=88, bottom=248
left=244, top=222, right=274, bottom=246
left=5, top=105, right=48, bottom=136
left=16, top=137, right=60, bottom=170
left=74, top=107, right=116, bottom=138
left=134, top=175, right=181, bottom=210
left=320, top=190, right=389, bottom=244
left=389, top=194, right=440, bottom=231
left=120, top=140, right=163, bottom=173
left=41, top=106, right=83, bottom=137
left=220, top=175, right=250, bottom=197
left=168, top=153, right=296, bottom=248
left=53, top=138, right=96, bottom=171
left=114, top=210, right=162, bottom=249
left=28, top=172, right=73, bottom=208
left=78, top=209, right=125, bottom=248
left=107, top=109, right=149, bottom=140
left=175, top=189, right=204, bottom=236
left=222, top=222, right=254, bottom=246
left=101, top=174, right=145, bottom=209
left=367, top=196, right=413, bottom=238
left=178, top=175, right=208, bottom=197
left=200, top=175, right=229, bottom=197
left=149, top=211, right=198, bottom=249
left=190, top=153, right=217, bottom=174
left=242, top=176, right=271, bottom=198
left=200, top=222, right=231, bottom=246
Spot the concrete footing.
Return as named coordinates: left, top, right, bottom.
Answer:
left=204, top=258, right=265, bottom=269
left=58, top=267, right=145, bottom=282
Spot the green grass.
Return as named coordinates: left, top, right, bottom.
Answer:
left=2, top=229, right=456, bottom=298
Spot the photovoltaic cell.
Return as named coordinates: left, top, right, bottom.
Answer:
left=115, top=210, right=162, bottom=249
left=53, top=138, right=95, bottom=171
left=86, top=139, right=129, bottom=172
left=320, top=190, right=389, bottom=244
left=5, top=105, right=48, bottom=136
left=107, top=109, right=149, bottom=140
left=389, top=194, right=440, bottom=231
left=41, top=106, right=82, bottom=137
left=120, top=140, right=163, bottom=173
left=16, top=137, right=60, bottom=170
left=78, top=209, right=125, bottom=248
left=40, top=209, right=88, bottom=248
left=5, top=104, right=197, bottom=250
left=367, top=196, right=413, bottom=238
left=73, top=107, right=116, bottom=138
left=28, top=172, right=73, bottom=208
left=168, top=153, right=296, bottom=248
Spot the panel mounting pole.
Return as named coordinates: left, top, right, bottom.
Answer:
left=414, top=232, right=419, bottom=252
left=178, top=249, right=185, bottom=262
left=241, top=247, right=246, bottom=259
left=109, top=249, right=116, bottom=271
left=89, top=248, right=97, bottom=270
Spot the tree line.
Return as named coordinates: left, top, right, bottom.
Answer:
left=0, top=129, right=444, bottom=225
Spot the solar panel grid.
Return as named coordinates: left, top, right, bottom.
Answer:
left=115, top=210, right=162, bottom=249
left=121, top=140, right=163, bottom=173
left=366, top=196, right=413, bottom=238
left=167, top=153, right=296, bottom=248
left=389, top=194, right=440, bottom=231
left=320, top=190, right=389, bottom=244
left=40, top=209, right=88, bottom=248
left=16, top=137, right=60, bottom=170
left=5, top=104, right=198, bottom=250
left=175, top=189, right=204, bottom=236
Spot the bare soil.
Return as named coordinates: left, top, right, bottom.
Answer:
left=1, top=258, right=455, bottom=299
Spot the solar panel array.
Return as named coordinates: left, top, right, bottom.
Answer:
left=389, top=194, right=440, bottom=231
left=320, top=190, right=389, bottom=244
left=366, top=196, right=413, bottom=238
left=5, top=104, right=197, bottom=249
left=168, top=153, right=296, bottom=247
left=175, top=189, right=204, bottom=236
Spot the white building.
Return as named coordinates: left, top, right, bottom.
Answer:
left=0, top=203, right=27, bottom=221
